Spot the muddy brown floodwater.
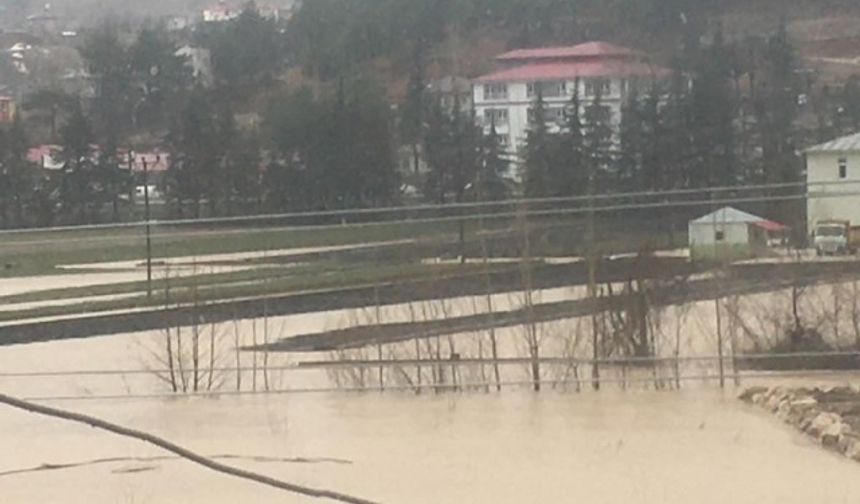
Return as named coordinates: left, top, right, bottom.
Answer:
left=2, top=289, right=860, bottom=503
left=4, top=388, right=860, bottom=503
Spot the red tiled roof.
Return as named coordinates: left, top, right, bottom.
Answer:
left=26, top=144, right=60, bottom=163
left=474, top=60, right=671, bottom=83
left=753, top=220, right=789, bottom=232
left=496, top=42, right=644, bottom=62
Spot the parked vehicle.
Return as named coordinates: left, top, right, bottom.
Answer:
left=813, top=220, right=860, bottom=255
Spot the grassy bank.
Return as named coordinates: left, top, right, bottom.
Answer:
left=0, top=261, right=500, bottom=323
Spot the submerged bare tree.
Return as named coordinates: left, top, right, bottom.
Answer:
left=142, top=263, right=232, bottom=393
left=516, top=203, right=542, bottom=391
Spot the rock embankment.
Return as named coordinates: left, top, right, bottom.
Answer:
left=740, top=386, right=860, bottom=463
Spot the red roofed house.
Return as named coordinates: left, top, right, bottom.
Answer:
left=203, top=1, right=240, bottom=22
left=473, top=41, right=670, bottom=178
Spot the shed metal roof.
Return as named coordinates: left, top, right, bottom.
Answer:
left=806, top=132, right=860, bottom=153
left=691, top=206, right=765, bottom=224
left=690, top=206, right=789, bottom=231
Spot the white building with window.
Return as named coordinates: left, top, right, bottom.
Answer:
left=472, top=41, right=670, bottom=179
left=688, top=207, right=781, bottom=261
left=806, top=132, right=860, bottom=230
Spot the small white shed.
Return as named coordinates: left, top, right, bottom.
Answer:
left=688, top=207, right=784, bottom=261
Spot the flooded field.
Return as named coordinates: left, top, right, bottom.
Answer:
left=3, top=387, right=860, bottom=503
left=1, top=283, right=860, bottom=503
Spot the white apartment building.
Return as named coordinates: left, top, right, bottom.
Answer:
left=806, top=132, right=860, bottom=231
left=472, top=41, right=670, bottom=178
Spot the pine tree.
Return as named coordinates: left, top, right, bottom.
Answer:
left=264, top=78, right=398, bottom=211
left=167, top=87, right=218, bottom=217
left=756, top=20, right=801, bottom=187
left=839, top=76, right=860, bottom=134
left=689, top=28, right=738, bottom=187
left=58, top=102, right=97, bottom=224
left=94, top=132, right=129, bottom=222
left=523, top=89, right=553, bottom=198
left=424, top=98, right=454, bottom=203
left=755, top=21, right=803, bottom=229
left=617, top=91, right=643, bottom=192
left=553, top=79, right=587, bottom=196
left=582, top=87, right=614, bottom=192
left=659, top=73, right=695, bottom=190
left=476, top=120, right=510, bottom=201
left=345, top=75, right=399, bottom=207
left=400, top=42, right=428, bottom=176
left=129, top=23, right=192, bottom=131
left=450, top=97, right=480, bottom=205
left=80, top=20, right=131, bottom=140
left=639, top=86, right=664, bottom=190
left=224, top=128, right=263, bottom=216
left=210, top=2, right=284, bottom=88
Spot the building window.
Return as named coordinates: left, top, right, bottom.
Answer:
left=484, top=83, right=508, bottom=100
left=585, top=78, right=612, bottom=97
left=839, top=157, right=848, bottom=179
left=483, top=108, right=508, bottom=126
left=527, top=106, right=567, bottom=125
left=715, top=230, right=725, bottom=241
left=527, top=81, right=566, bottom=99
left=497, top=134, right=510, bottom=147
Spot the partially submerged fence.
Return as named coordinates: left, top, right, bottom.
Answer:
left=3, top=350, right=859, bottom=402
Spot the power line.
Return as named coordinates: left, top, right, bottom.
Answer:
left=0, top=178, right=845, bottom=238
left=0, top=185, right=844, bottom=248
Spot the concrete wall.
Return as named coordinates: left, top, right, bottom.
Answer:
left=807, top=151, right=860, bottom=231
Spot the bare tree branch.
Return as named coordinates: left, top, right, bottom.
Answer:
left=0, top=392, right=381, bottom=504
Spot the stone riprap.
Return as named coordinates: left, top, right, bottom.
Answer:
left=740, top=386, right=860, bottom=463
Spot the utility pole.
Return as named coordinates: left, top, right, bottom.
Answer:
left=588, top=171, right=600, bottom=391
left=142, top=156, right=153, bottom=299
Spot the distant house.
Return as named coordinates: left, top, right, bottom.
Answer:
left=26, top=144, right=63, bottom=170
left=203, top=1, right=283, bottom=22
left=472, top=41, right=670, bottom=178
left=123, top=150, right=170, bottom=174
left=0, top=96, right=16, bottom=123
left=805, top=131, right=860, bottom=232
left=688, top=207, right=787, bottom=261
left=203, top=1, right=240, bottom=22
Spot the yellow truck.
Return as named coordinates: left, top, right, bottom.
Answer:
left=813, top=220, right=860, bottom=255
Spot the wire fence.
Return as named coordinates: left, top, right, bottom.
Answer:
left=3, top=351, right=858, bottom=403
